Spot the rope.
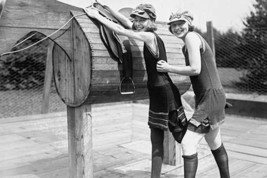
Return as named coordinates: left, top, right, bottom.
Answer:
left=13, top=32, right=37, bottom=48
left=0, top=13, right=86, bottom=57
left=52, top=26, right=69, bottom=41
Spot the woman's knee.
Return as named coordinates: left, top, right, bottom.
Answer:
left=181, top=129, right=204, bottom=155
left=181, top=142, right=197, bottom=156
left=205, top=127, right=222, bottom=150
left=150, top=127, right=164, bottom=144
left=150, top=128, right=164, bottom=157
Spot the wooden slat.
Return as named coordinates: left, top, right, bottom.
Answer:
left=41, top=40, right=54, bottom=114
left=53, top=42, right=76, bottom=105
left=1, top=0, right=80, bottom=29
left=0, top=0, right=76, bottom=54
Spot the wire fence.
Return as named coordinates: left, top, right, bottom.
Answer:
left=0, top=32, right=66, bottom=118
left=0, top=27, right=266, bottom=119
left=214, top=28, right=267, bottom=95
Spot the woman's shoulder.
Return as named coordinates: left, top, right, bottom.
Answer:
left=143, top=31, right=157, bottom=38
left=152, top=32, right=163, bottom=40
left=185, top=32, right=202, bottom=48
left=185, top=31, right=201, bottom=40
left=144, top=32, right=163, bottom=45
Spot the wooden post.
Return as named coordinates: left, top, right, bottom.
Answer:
left=206, top=21, right=216, bottom=56
left=41, top=40, right=54, bottom=114
left=163, top=130, right=181, bottom=165
left=67, top=105, right=93, bottom=178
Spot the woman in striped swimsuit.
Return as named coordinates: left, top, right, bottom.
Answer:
left=85, top=4, right=187, bottom=178
left=157, top=11, right=230, bottom=178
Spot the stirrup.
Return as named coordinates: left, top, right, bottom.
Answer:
left=119, top=77, right=135, bottom=95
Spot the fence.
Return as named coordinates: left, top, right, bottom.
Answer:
left=205, top=22, right=267, bottom=95
left=0, top=23, right=266, bottom=119
left=0, top=32, right=66, bottom=118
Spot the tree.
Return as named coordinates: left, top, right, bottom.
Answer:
left=198, top=26, right=244, bottom=68
left=235, top=0, right=267, bottom=93
left=214, top=29, right=244, bottom=68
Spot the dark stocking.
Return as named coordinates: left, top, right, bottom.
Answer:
left=183, top=153, right=198, bottom=178
left=212, top=144, right=230, bottom=178
left=150, top=127, right=164, bottom=178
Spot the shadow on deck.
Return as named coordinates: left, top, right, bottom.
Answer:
left=0, top=102, right=267, bottom=178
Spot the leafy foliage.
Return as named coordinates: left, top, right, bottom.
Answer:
left=234, top=0, right=267, bottom=93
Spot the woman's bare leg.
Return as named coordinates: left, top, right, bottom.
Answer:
left=181, top=129, right=204, bottom=178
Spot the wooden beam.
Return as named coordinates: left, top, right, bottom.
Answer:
left=163, top=130, right=181, bottom=165
left=206, top=21, right=216, bottom=56
left=41, top=40, right=54, bottom=114
left=67, top=105, right=93, bottom=178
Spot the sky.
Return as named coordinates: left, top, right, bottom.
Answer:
left=57, top=0, right=256, bottom=32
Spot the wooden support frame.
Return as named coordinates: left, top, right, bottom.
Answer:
left=163, top=130, right=181, bottom=166
left=67, top=105, right=93, bottom=178
left=41, top=40, right=54, bottom=114
left=206, top=21, right=215, bottom=55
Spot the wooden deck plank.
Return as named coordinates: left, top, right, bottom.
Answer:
left=226, top=158, right=257, bottom=177
left=0, top=112, right=67, bottom=124
left=231, top=164, right=267, bottom=178
left=0, top=103, right=267, bottom=178
left=225, top=142, right=267, bottom=158
left=0, top=143, right=63, bottom=163
left=0, top=134, right=26, bottom=144
left=227, top=150, right=267, bottom=164
left=0, top=118, right=66, bottom=135
left=0, top=155, right=67, bottom=177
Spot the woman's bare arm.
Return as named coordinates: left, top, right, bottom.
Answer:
left=157, top=32, right=201, bottom=76
left=84, top=7, right=154, bottom=43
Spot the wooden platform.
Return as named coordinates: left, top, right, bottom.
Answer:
left=0, top=102, right=267, bottom=178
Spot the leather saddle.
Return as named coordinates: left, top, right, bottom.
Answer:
left=86, top=2, right=135, bottom=95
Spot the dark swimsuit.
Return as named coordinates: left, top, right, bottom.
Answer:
left=183, top=32, right=226, bottom=133
left=143, top=33, right=186, bottom=131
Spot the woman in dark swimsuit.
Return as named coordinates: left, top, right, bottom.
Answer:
left=85, top=4, right=187, bottom=178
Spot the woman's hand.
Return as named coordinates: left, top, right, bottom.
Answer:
left=84, top=6, right=100, bottom=19
left=157, top=60, right=171, bottom=72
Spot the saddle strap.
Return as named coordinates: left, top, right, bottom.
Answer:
left=92, top=2, right=118, bottom=23
left=100, top=25, right=123, bottom=63
left=88, top=2, right=135, bottom=94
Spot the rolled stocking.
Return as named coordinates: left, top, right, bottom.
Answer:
left=183, top=153, right=198, bottom=178
left=151, top=128, right=164, bottom=178
left=211, top=144, right=230, bottom=178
